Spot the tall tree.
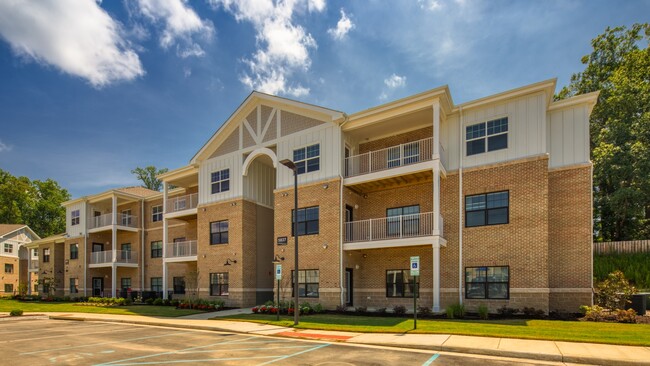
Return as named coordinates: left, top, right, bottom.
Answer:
left=557, top=24, right=650, bottom=241
left=0, top=169, right=70, bottom=237
left=131, top=166, right=169, bottom=191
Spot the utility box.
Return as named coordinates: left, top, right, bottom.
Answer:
left=630, top=294, right=647, bottom=315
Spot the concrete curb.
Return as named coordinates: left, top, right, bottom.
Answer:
left=47, top=315, right=647, bottom=366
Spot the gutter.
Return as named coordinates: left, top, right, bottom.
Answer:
left=458, top=106, right=464, bottom=305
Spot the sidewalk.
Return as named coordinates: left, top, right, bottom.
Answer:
left=38, top=312, right=650, bottom=366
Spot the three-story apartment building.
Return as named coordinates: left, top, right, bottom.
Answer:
left=0, top=225, right=39, bottom=295
left=31, top=79, right=597, bottom=313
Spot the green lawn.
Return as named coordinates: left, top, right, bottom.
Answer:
left=0, top=299, right=202, bottom=317
left=217, top=313, right=650, bottom=346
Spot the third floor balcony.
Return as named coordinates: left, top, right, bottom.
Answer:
left=88, top=213, right=139, bottom=232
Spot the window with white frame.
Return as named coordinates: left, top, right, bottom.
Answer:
left=211, top=169, right=230, bottom=194
left=152, top=205, right=162, bottom=222
left=3, top=243, right=13, bottom=253
left=121, top=209, right=132, bottom=226
left=71, top=210, right=80, bottom=225
left=293, top=144, right=320, bottom=174
left=387, top=141, right=420, bottom=168
left=466, top=117, right=508, bottom=156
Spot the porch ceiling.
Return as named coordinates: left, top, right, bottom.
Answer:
left=346, top=170, right=433, bottom=194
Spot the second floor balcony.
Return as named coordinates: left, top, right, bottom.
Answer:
left=28, top=260, right=39, bottom=271
left=343, top=212, right=443, bottom=250
left=165, top=240, right=198, bottom=261
left=88, top=213, right=139, bottom=232
left=165, top=193, right=198, bottom=218
left=89, top=250, right=138, bottom=267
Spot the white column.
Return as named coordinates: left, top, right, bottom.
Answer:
left=432, top=100, right=441, bottom=235
left=433, top=100, right=440, bottom=157
left=162, top=182, right=168, bottom=299
left=433, top=242, right=441, bottom=312
left=111, top=264, right=117, bottom=298
left=112, top=195, right=117, bottom=298
left=27, top=255, right=32, bottom=295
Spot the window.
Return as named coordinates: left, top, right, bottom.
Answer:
left=121, top=243, right=132, bottom=260
left=386, top=205, right=420, bottom=236
left=210, top=273, right=229, bottom=296
left=387, top=141, right=421, bottom=168
left=291, top=270, right=319, bottom=298
left=211, top=169, right=230, bottom=194
left=121, top=209, right=132, bottom=226
left=173, top=277, right=185, bottom=294
left=70, top=243, right=78, bottom=260
left=121, top=277, right=131, bottom=291
left=465, top=266, right=509, bottom=299
left=71, top=209, right=80, bottom=225
left=386, top=270, right=418, bottom=298
left=293, top=144, right=320, bottom=174
left=210, top=221, right=229, bottom=245
left=4, top=284, right=13, bottom=293
left=3, top=243, right=12, bottom=253
left=70, top=278, right=79, bottom=294
left=43, top=248, right=50, bottom=263
left=5, top=264, right=13, bottom=273
left=465, top=191, right=509, bottom=227
left=152, top=205, right=163, bottom=222
left=151, top=277, right=162, bottom=292
left=151, top=241, right=162, bottom=258
left=292, top=207, right=319, bottom=236
left=466, top=117, right=508, bottom=156
left=33, top=249, right=38, bottom=257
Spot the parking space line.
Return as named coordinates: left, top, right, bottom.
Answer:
left=176, top=345, right=315, bottom=354
left=20, top=330, right=193, bottom=355
left=5, top=326, right=148, bottom=343
left=422, top=353, right=440, bottom=365
left=106, top=355, right=280, bottom=365
left=2, top=322, right=111, bottom=335
left=256, top=343, right=331, bottom=365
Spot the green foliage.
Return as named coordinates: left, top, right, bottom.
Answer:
left=9, top=309, right=23, bottom=316
left=478, top=304, right=489, bottom=320
left=594, top=253, right=650, bottom=289
left=131, top=166, right=169, bottom=192
left=615, top=308, right=637, bottom=323
left=446, top=303, right=465, bottom=319
left=417, top=306, right=432, bottom=317
left=582, top=305, right=607, bottom=322
left=392, top=305, right=406, bottom=315
left=557, top=23, right=650, bottom=241
left=153, top=298, right=163, bottom=306
left=86, top=297, right=127, bottom=306
left=594, top=270, right=637, bottom=310
left=0, top=169, right=70, bottom=237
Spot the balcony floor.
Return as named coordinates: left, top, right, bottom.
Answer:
left=164, top=255, right=198, bottom=263
left=343, top=235, right=446, bottom=251
left=89, top=262, right=139, bottom=268
left=345, top=165, right=433, bottom=194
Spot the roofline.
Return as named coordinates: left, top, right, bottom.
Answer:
left=0, top=225, right=41, bottom=241
left=549, top=90, right=600, bottom=111
left=157, top=164, right=198, bottom=181
left=27, top=233, right=67, bottom=247
left=452, top=78, right=557, bottom=112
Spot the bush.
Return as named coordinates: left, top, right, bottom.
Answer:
left=313, top=303, right=323, bottom=314
left=10, top=309, right=23, bottom=316
left=478, top=304, right=489, bottom=320
left=522, top=307, right=545, bottom=319
left=375, top=307, right=387, bottom=315
left=145, top=298, right=154, bottom=305
left=496, top=306, right=519, bottom=317
left=446, top=303, right=465, bottom=319
left=354, top=306, right=367, bottom=314
left=615, top=308, right=637, bottom=323
left=335, top=305, right=347, bottom=313
left=582, top=305, right=606, bottom=322
left=153, top=298, right=163, bottom=306
left=417, top=306, right=432, bottom=317
left=392, top=305, right=407, bottom=316
left=594, top=270, right=637, bottom=310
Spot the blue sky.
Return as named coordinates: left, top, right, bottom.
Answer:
left=0, top=0, right=647, bottom=198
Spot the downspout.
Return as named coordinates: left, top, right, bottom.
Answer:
left=338, top=113, right=349, bottom=306
left=141, top=198, right=145, bottom=293
left=458, top=106, right=464, bottom=305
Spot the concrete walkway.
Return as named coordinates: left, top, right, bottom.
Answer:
left=14, top=312, right=650, bottom=366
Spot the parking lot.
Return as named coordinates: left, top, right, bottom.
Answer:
left=1, top=317, right=562, bottom=365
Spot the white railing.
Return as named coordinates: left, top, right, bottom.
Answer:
left=167, top=193, right=198, bottom=213
left=118, top=213, right=138, bottom=228
left=90, top=213, right=113, bottom=229
left=344, top=137, right=433, bottom=178
left=29, top=261, right=39, bottom=270
left=344, top=212, right=439, bottom=243
left=166, top=240, right=198, bottom=258
left=90, top=250, right=138, bottom=264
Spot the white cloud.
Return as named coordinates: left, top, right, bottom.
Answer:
left=183, top=67, right=192, bottom=78
left=134, top=0, right=213, bottom=56
left=210, top=0, right=324, bottom=97
left=0, top=140, right=12, bottom=152
left=328, top=9, right=354, bottom=40
left=384, top=74, right=406, bottom=88
left=418, top=0, right=442, bottom=11
left=0, top=0, right=144, bottom=87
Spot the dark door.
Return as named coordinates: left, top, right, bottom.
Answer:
left=344, top=146, right=350, bottom=176
left=92, top=277, right=104, bottom=297
left=345, top=205, right=353, bottom=242
left=345, top=268, right=353, bottom=306
left=92, top=243, right=104, bottom=252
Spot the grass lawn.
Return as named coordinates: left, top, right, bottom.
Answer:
left=0, top=299, right=202, bottom=317
left=217, top=313, right=650, bottom=346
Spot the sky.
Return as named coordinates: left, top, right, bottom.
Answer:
left=0, top=0, right=648, bottom=198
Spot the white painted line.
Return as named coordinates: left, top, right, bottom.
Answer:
left=256, top=343, right=331, bottom=365
left=176, top=345, right=315, bottom=354
left=106, top=355, right=280, bottom=365
left=5, top=326, right=146, bottom=343
left=2, top=322, right=112, bottom=335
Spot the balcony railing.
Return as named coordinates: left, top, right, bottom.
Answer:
left=166, top=193, right=198, bottom=213
left=89, top=213, right=138, bottom=229
left=29, top=261, right=39, bottom=270
left=345, top=137, right=434, bottom=178
left=90, top=250, right=138, bottom=265
left=166, top=240, right=198, bottom=258
left=344, top=212, right=443, bottom=243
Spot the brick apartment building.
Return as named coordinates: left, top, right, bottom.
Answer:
left=27, top=79, right=597, bottom=313
left=1, top=224, right=39, bottom=295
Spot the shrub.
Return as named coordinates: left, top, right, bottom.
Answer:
left=313, top=303, right=323, bottom=314
left=375, top=307, right=387, bottom=315
left=355, top=306, right=367, bottom=314
left=417, top=306, right=432, bottom=317
left=335, top=305, right=347, bottom=313
left=522, top=307, right=545, bottom=319
left=10, top=309, right=23, bottom=316
left=615, top=308, right=637, bottom=323
left=594, top=270, right=637, bottom=310
left=145, top=298, right=154, bottom=305
left=594, top=253, right=650, bottom=289
left=496, top=306, right=519, bottom=317
left=446, top=303, right=465, bottom=319
left=392, top=305, right=407, bottom=316
left=478, top=304, right=489, bottom=320
left=153, top=298, right=163, bottom=306
left=582, top=305, right=606, bottom=322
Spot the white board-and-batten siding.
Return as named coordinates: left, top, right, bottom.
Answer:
left=547, top=105, right=590, bottom=169
left=66, top=201, right=86, bottom=238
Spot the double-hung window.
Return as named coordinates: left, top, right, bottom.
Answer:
left=152, top=205, right=163, bottom=222
left=293, top=144, right=320, bottom=174
left=70, top=243, right=78, bottom=260
left=151, top=241, right=162, bottom=258
left=387, top=205, right=420, bottom=237
left=210, top=273, right=229, bottom=296
left=5, top=264, right=13, bottom=273
left=70, top=278, right=79, bottom=293
left=386, top=270, right=417, bottom=298
left=465, top=266, right=509, bottom=299
left=3, top=243, right=12, bottom=253
left=466, top=117, right=508, bottom=156
left=121, top=209, right=132, bottom=226
left=151, top=277, right=162, bottom=293
left=4, top=284, right=13, bottom=293
left=465, top=191, right=509, bottom=227
left=211, top=169, right=230, bottom=194
left=387, top=141, right=421, bottom=168
left=71, top=210, right=80, bottom=225
left=291, top=270, right=319, bottom=298
left=121, top=278, right=131, bottom=291
left=43, top=248, right=51, bottom=263
left=210, top=221, right=229, bottom=244
left=173, top=277, right=186, bottom=294
left=292, top=207, right=319, bottom=236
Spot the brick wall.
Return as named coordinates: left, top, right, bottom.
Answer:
left=359, top=126, right=433, bottom=154
left=0, top=256, right=20, bottom=294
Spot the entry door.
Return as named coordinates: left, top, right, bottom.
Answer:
left=345, top=205, right=353, bottom=242
left=92, top=277, right=104, bottom=297
left=92, top=243, right=104, bottom=252
left=344, top=146, right=351, bottom=176
left=345, top=268, right=353, bottom=306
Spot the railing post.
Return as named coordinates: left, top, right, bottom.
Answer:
left=399, top=215, right=403, bottom=238
left=369, top=220, right=373, bottom=241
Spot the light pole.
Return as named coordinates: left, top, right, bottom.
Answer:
left=279, top=159, right=299, bottom=326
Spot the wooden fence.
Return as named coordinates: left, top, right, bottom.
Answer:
left=594, top=240, right=650, bottom=254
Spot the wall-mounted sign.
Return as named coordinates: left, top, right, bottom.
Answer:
left=410, top=256, right=420, bottom=277
left=277, top=236, right=288, bottom=245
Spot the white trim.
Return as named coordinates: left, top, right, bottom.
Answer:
left=242, top=147, right=279, bottom=176
left=343, top=236, right=435, bottom=251
left=343, top=160, right=434, bottom=186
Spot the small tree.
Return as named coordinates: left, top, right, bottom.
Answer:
left=184, top=271, right=200, bottom=305
left=17, top=282, right=28, bottom=297
left=37, top=277, right=59, bottom=298
left=131, top=166, right=169, bottom=191
left=594, top=270, right=637, bottom=310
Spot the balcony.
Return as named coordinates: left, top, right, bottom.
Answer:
left=343, top=212, right=444, bottom=250
left=89, top=250, right=139, bottom=267
left=88, top=213, right=138, bottom=232
left=28, top=260, right=39, bottom=272
left=165, top=193, right=198, bottom=219
left=165, top=240, right=198, bottom=262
